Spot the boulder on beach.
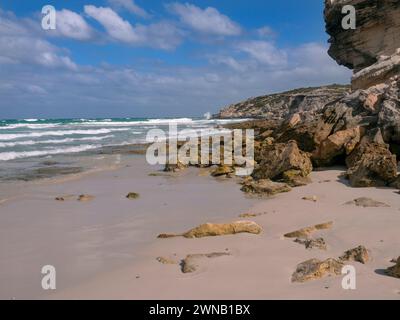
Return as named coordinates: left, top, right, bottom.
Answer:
left=291, top=258, right=344, bottom=283
left=252, top=141, right=312, bottom=182
left=157, top=221, right=262, bottom=239
left=339, top=245, right=370, bottom=264
left=284, top=221, right=333, bottom=239
left=346, top=142, right=397, bottom=187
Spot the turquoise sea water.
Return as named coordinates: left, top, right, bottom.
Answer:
left=0, top=117, right=242, bottom=181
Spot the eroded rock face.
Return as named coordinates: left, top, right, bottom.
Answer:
left=346, top=142, right=398, bottom=187
left=312, top=126, right=362, bottom=166
left=324, top=0, right=400, bottom=72
left=291, top=258, right=344, bottom=283
left=157, top=221, right=262, bottom=239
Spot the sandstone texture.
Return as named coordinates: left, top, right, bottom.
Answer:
left=284, top=222, right=333, bottom=239
left=339, top=245, right=370, bottom=264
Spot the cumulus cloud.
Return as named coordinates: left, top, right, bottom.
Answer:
left=84, top=5, right=140, bottom=43
left=168, top=3, right=241, bottom=36
left=0, top=8, right=351, bottom=119
left=108, top=0, right=150, bottom=18
left=84, top=5, right=182, bottom=49
left=0, top=10, right=77, bottom=70
left=56, top=9, right=93, bottom=40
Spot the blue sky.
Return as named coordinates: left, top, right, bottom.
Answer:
left=0, top=0, right=351, bottom=119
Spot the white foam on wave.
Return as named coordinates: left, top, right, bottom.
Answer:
left=0, top=135, right=114, bottom=148
left=73, top=118, right=194, bottom=127
left=0, top=145, right=101, bottom=161
left=0, top=128, right=129, bottom=141
left=0, top=123, right=60, bottom=130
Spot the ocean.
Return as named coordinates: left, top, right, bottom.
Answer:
left=0, top=117, right=242, bottom=181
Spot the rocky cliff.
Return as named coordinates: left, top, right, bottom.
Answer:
left=214, top=85, right=350, bottom=120
left=324, top=0, right=400, bottom=89
left=212, top=0, right=400, bottom=190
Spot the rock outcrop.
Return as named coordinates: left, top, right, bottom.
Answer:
left=252, top=141, right=313, bottom=181
left=214, top=85, right=350, bottom=120
left=214, top=0, right=400, bottom=190
left=324, top=0, right=400, bottom=89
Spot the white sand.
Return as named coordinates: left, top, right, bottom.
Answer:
left=0, top=157, right=399, bottom=300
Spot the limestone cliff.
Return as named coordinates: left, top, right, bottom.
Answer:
left=213, top=85, right=350, bottom=120
left=324, top=0, right=400, bottom=89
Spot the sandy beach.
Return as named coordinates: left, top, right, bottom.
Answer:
left=1, top=154, right=399, bottom=300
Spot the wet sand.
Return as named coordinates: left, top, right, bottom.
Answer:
left=0, top=156, right=399, bottom=300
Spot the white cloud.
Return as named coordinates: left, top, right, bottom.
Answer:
left=56, top=9, right=93, bottom=40
left=84, top=5, right=182, bottom=49
left=84, top=5, right=140, bottom=43
left=0, top=10, right=77, bottom=71
left=108, top=0, right=150, bottom=18
left=168, top=3, right=241, bottom=36
left=238, top=41, right=288, bottom=67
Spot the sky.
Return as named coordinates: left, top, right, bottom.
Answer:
left=0, top=0, right=351, bottom=119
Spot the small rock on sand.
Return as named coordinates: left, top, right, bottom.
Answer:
left=294, top=237, right=327, bottom=250
left=126, top=192, right=140, bottom=200
left=158, top=221, right=262, bottom=239
left=181, top=252, right=231, bottom=273
left=284, top=221, right=333, bottom=239
left=241, top=179, right=291, bottom=196
left=291, top=258, right=344, bottom=283
left=385, top=257, right=400, bottom=279
left=211, top=165, right=234, bottom=177
left=339, top=245, right=370, bottom=264
left=238, top=212, right=268, bottom=218
left=302, top=195, right=318, bottom=202
left=345, top=197, right=389, bottom=208
left=55, top=195, right=75, bottom=201
left=77, top=194, right=95, bottom=202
